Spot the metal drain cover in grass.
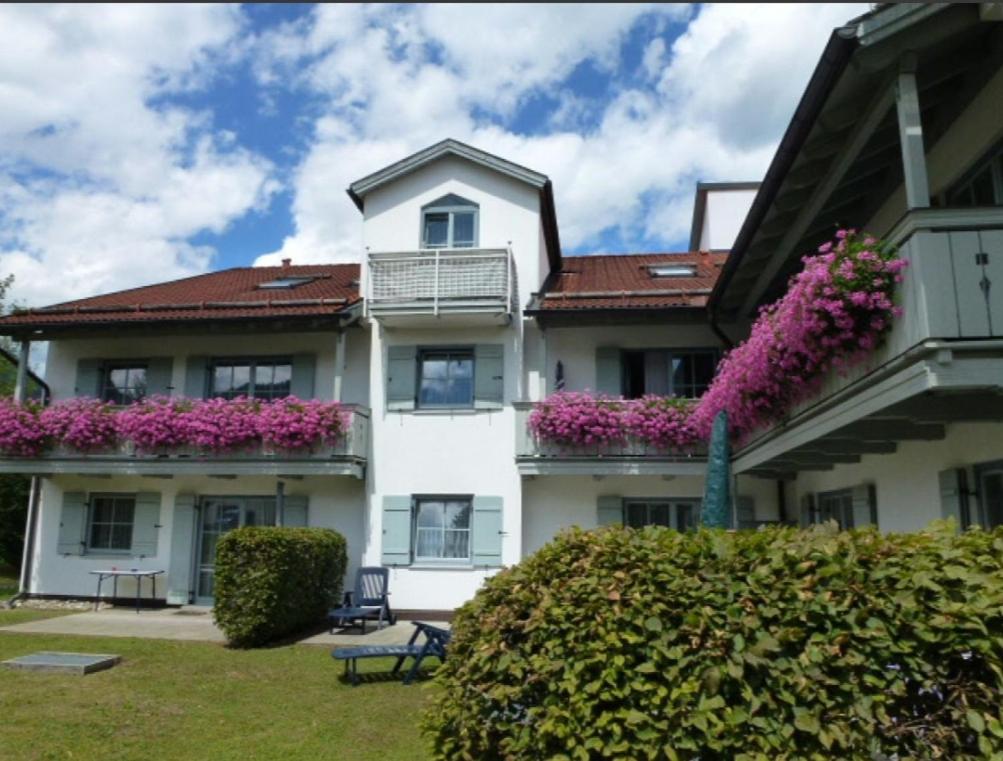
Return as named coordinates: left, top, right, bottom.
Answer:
left=3, top=651, right=120, bottom=675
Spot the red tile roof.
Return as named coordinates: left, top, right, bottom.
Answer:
left=533, top=252, right=728, bottom=311
left=0, top=264, right=361, bottom=331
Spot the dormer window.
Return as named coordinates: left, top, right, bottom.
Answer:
left=422, top=194, right=478, bottom=249
left=647, top=264, right=697, bottom=278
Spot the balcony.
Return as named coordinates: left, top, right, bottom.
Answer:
left=366, top=247, right=514, bottom=325
left=514, top=402, right=707, bottom=476
left=0, top=404, right=370, bottom=479
left=734, top=208, right=1003, bottom=477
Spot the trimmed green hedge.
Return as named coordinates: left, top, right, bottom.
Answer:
left=213, top=526, right=347, bottom=647
left=424, top=523, right=1003, bottom=760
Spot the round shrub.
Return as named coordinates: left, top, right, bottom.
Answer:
left=424, top=524, right=1003, bottom=760
left=213, top=526, right=347, bottom=647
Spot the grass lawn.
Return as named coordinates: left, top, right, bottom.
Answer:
left=0, top=611, right=437, bottom=761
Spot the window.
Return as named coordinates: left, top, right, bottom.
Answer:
left=647, top=264, right=697, bottom=278
left=421, top=194, right=478, bottom=248
left=947, top=144, right=1003, bottom=207
left=414, top=497, right=472, bottom=561
left=976, top=462, right=1003, bottom=530
left=621, top=349, right=718, bottom=399
left=101, top=364, right=148, bottom=404
left=210, top=358, right=292, bottom=400
left=87, top=495, right=135, bottom=552
left=624, top=500, right=696, bottom=531
left=417, top=349, right=474, bottom=408
left=816, top=489, right=855, bottom=530
left=258, top=276, right=317, bottom=289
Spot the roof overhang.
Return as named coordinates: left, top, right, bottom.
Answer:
left=710, top=3, right=996, bottom=319
left=347, top=138, right=563, bottom=272
left=524, top=303, right=712, bottom=328
left=0, top=308, right=360, bottom=341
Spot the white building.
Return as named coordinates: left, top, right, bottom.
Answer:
left=2, top=3, right=1001, bottom=614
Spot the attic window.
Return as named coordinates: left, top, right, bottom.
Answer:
left=258, top=276, right=316, bottom=290
left=647, top=264, right=697, bottom=278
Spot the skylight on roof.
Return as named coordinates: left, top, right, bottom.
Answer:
left=258, top=276, right=316, bottom=290
left=647, top=264, right=697, bottom=278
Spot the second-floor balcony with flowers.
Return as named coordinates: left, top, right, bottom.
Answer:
left=0, top=397, right=370, bottom=478
left=515, top=394, right=708, bottom=476
left=366, top=247, right=515, bottom=326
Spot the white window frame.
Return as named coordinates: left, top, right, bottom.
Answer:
left=208, top=356, right=293, bottom=401
left=420, top=196, right=479, bottom=249
left=100, top=362, right=149, bottom=405
left=412, top=496, right=473, bottom=564
left=416, top=347, right=475, bottom=410
left=623, top=499, right=698, bottom=531
left=86, top=493, right=136, bottom=554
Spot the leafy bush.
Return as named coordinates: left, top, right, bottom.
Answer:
left=424, top=524, right=1003, bottom=760
left=213, top=526, right=347, bottom=647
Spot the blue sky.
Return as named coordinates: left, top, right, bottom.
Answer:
left=0, top=3, right=865, bottom=307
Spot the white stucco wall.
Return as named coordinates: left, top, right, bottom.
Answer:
left=793, top=422, right=1003, bottom=533
left=698, top=188, right=757, bottom=251
left=363, top=323, right=520, bottom=610
left=42, top=329, right=371, bottom=407
left=522, top=473, right=780, bottom=555
left=361, top=155, right=546, bottom=311
left=28, top=474, right=366, bottom=600
left=544, top=323, right=726, bottom=394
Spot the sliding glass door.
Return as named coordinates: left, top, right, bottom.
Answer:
left=195, top=497, right=276, bottom=604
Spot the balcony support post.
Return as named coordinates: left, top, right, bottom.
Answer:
left=433, top=249, right=440, bottom=317
left=275, top=480, right=285, bottom=527
left=333, top=330, right=346, bottom=402
left=13, top=339, right=30, bottom=403
left=895, top=57, right=931, bottom=209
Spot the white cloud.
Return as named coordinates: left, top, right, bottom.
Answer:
left=256, top=2, right=866, bottom=266
left=1, top=3, right=872, bottom=307
left=0, top=4, right=276, bottom=306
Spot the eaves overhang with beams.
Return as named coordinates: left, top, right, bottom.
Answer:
left=710, top=2, right=1000, bottom=320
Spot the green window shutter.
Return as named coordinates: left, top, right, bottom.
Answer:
left=167, top=493, right=197, bottom=605
left=472, top=496, right=503, bottom=566
left=850, top=484, right=877, bottom=528
left=57, top=491, right=88, bottom=555
left=145, top=357, right=174, bottom=397
left=474, top=344, right=504, bottom=409
left=283, top=495, right=309, bottom=527
left=799, top=493, right=815, bottom=528
left=597, top=495, right=623, bottom=527
left=290, top=354, right=316, bottom=399
left=595, top=347, right=621, bottom=395
left=381, top=496, right=412, bottom=566
left=130, top=492, right=162, bottom=557
left=938, top=468, right=968, bottom=531
left=386, top=346, right=417, bottom=411
left=75, top=359, right=102, bottom=398
left=736, top=496, right=756, bottom=529
left=184, top=356, right=208, bottom=398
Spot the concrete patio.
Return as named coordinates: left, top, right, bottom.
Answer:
left=0, top=606, right=426, bottom=646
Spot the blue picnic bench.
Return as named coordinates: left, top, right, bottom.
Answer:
left=331, top=621, right=451, bottom=686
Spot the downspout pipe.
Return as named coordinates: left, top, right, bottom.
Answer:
left=7, top=477, right=41, bottom=607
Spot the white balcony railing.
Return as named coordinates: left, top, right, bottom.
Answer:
left=367, top=247, right=514, bottom=320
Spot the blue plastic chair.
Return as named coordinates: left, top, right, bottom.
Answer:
left=331, top=621, right=451, bottom=686
left=327, top=566, right=395, bottom=634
